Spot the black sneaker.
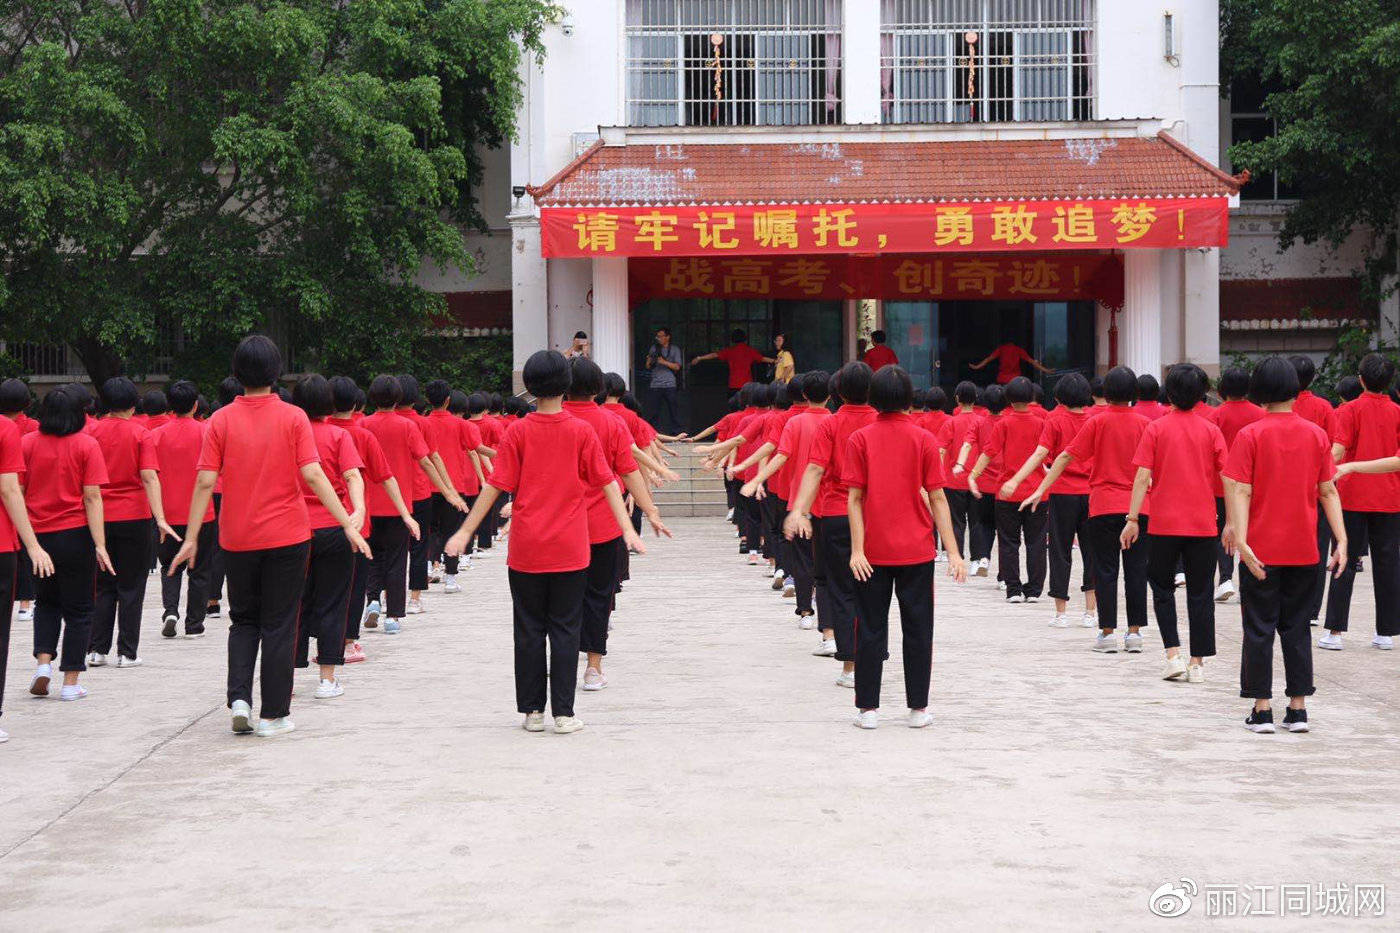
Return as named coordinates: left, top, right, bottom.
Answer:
left=1283, top=708, right=1309, bottom=733
left=161, top=614, right=178, bottom=638
left=207, top=603, right=221, bottom=618
left=1244, top=709, right=1275, bottom=734
left=184, top=623, right=206, bottom=639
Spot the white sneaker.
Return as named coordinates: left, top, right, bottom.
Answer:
left=115, top=655, right=142, bottom=668
left=1310, top=618, right=1320, bottom=627
left=1050, top=613, right=1070, bottom=628
left=15, top=606, right=33, bottom=623
left=582, top=668, right=607, bottom=691
left=1124, top=633, right=1144, bottom=653
left=908, top=710, right=933, bottom=728
left=1214, top=580, right=1236, bottom=602
left=1093, top=634, right=1119, bottom=653
left=1025, top=595, right=1040, bottom=603
left=1187, top=664, right=1205, bottom=683
left=0, top=727, right=8, bottom=743
left=812, top=638, right=837, bottom=657
left=997, top=581, right=1007, bottom=592
left=523, top=712, right=546, bottom=732
left=314, top=679, right=344, bottom=699
left=405, top=599, right=425, bottom=615
left=975, top=559, right=989, bottom=577
left=1373, top=635, right=1394, bottom=650
left=443, top=575, right=462, bottom=594
left=835, top=670, right=855, bottom=689
left=1081, top=611, right=1097, bottom=628
left=428, top=568, right=443, bottom=584
left=726, top=508, right=734, bottom=522
left=255, top=717, right=295, bottom=738
left=1174, top=572, right=1186, bottom=588
left=1163, top=655, right=1188, bottom=681
left=798, top=615, right=816, bottom=630
left=782, top=581, right=796, bottom=598
left=29, top=664, right=51, bottom=696
left=1006, top=593, right=1024, bottom=603
left=1318, top=632, right=1343, bottom=650
left=59, top=684, right=88, bottom=702
left=231, top=700, right=254, bottom=734
left=361, top=600, right=381, bottom=630
left=553, top=716, right=585, bottom=735
left=87, top=652, right=107, bottom=667
left=854, top=710, right=879, bottom=730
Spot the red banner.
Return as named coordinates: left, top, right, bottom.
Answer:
left=541, top=198, right=1229, bottom=258
left=629, top=253, right=1124, bottom=308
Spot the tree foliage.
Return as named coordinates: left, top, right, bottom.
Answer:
left=0, top=0, right=557, bottom=385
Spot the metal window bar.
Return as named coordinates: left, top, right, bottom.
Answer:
left=626, top=0, right=843, bottom=127
left=879, top=0, right=1094, bottom=124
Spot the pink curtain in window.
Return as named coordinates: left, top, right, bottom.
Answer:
left=825, top=0, right=842, bottom=115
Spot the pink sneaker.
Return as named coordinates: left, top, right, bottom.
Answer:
left=344, top=641, right=366, bottom=664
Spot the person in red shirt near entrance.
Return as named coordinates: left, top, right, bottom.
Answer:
left=1225, top=356, right=1346, bottom=735
left=691, top=329, right=772, bottom=391
left=444, top=350, right=642, bottom=735
left=1122, top=365, right=1229, bottom=684
left=152, top=380, right=218, bottom=639
left=1209, top=368, right=1265, bottom=603
left=1025, top=367, right=1151, bottom=654
left=846, top=364, right=967, bottom=730
left=968, top=378, right=1047, bottom=602
left=1318, top=354, right=1400, bottom=651
left=170, top=335, right=370, bottom=738
left=970, top=337, right=1053, bottom=385
left=861, top=330, right=899, bottom=371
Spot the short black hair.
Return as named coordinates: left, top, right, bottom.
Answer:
left=1031, top=383, right=1044, bottom=404
left=954, top=380, right=978, bottom=406
left=1335, top=375, right=1363, bottom=403
left=927, top=386, right=948, bottom=411
left=141, top=388, right=168, bottom=416
left=0, top=378, right=30, bottom=415
left=1249, top=356, right=1301, bottom=405
left=330, top=375, right=359, bottom=413
left=1289, top=354, right=1316, bottom=390
left=488, top=393, right=504, bottom=414
left=99, top=376, right=140, bottom=413
left=801, top=370, right=830, bottom=404
left=293, top=374, right=335, bottom=419
left=232, top=335, right=282, bottom=389
left=870, top=330, right=887, bottom=344
left=1054, top=372, right=1092, bottom=408
left=1359, top=353, right=1397, bottom=393
left=167, top=380, right=199, bottom=416
left=448, top=390, right=469, bottom=415
left=1089, top=375, right=1105, bottom=399
left=738, top=381, right=763, bottom=407
left=869, top=365, right=913, bottom=413
left=1103, top=366, right=1138, bottom=405
left=424, top=379, right=452, bottom=408
left=275, top=386, right=292, bottom=404
left=1217, top=367, right=1250, bottom=400
left=568, top=356, right=605, bottom=398
left=981, top=383, right=1006, bottom=415
left=196, top=395, right=211, bottom=419
left=656, top=326, right=671, bottom=337
left=772, top=380, right=791, bottom=410
left=753, top=382, right=776, bottom=407
left=39, top=385, right=86, bottom=437
left=1136, top=374, right=1161, bottom=403
left=1164, top=363, right=1206, bottom=410
left=217, top=376, right=243, bottom=407
left=396, top=374, right=420, bottom=407
left=837, top=361, right=873, bottom=404
left=367, top=374, right=403, bottom=410
left=730, top=329, right=748, bottom=344
left=573, top=331, right=588, bottom=340
left=523, top=349, right=570, bottom=399
left=467, top=392, right=488, bottom=415
left=1004, top=376, right=1033, bottom=406
left=603, top=372, right=628, bottom=399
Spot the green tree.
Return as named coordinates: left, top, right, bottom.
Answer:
left=0, top=0, right=557, bottom=385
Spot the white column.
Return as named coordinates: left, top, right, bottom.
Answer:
left=591, top=257, right=630, bottom=381
left=1183, top=248, right=1222, bottom=376
left=1121, top=250, right=1164, bottom=378
left=842, top=1, right=881, bottom=124
left=509, top=212, right=548, bottom=395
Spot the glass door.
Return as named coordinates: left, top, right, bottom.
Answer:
left=882, top=301, right=939, bottom=389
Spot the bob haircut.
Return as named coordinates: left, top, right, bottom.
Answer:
left=603, top=372, right=628, bottom=400
left=954, top=380, right=978, bottom=406
left=522, top=350, right=571, bottom=399
left=448, top=389, right=470, bottom=414
left=1004, top=376, right=1034, bottom=406
left=166, top=380, right=199, bottom=416
left=1136, top=374, right=1161, bottom=403
left=293, top=374, right=335, bottom=419
left=232, top=335, right=282, bottom=389
left=1217, top=367, right=1250, bottom=400
left=217, top=375, right=243, bottom=407
left=1289, top=355, right=1317, bottom=391
left=1089, top=375, right=1105, bottom=399
left=367, top=374, right=403, bottom=410
left=99, top=376, right=140, bottom=413
left=1164, top=363, right=1206, bottom=410
left=836, top=361, right=873, bottom=404
left=1103, top=366, right=1138, bottom=405
left=142, top=389, right=168, bottom=416
left=927, top=385, right=949, bottom=412
left=981, top=383, right=1006, bottom=414
left=467, top=392, right=489, bottom=415
left=396, top=374, right=421, bottom=407
left=329, top=375, right=359, bottom=412
left=1250, top=356, right=1301, bottom=406
left=39, top=385, right=87, bottom=437
left=869, top=365, right=914, bottom=414
left=0, top=378, right=31, bottom=415
left=568, top=357, right=605, bottom=399
left=1335, top=375, right=1363, bottom=403
left=1359, top=353, right=1397, bottom=393
left=1053, top=372, right=1092, bottom=409
left=802, top=370, right=831, bottom=404
left=424, top=379, right=453, bottom=408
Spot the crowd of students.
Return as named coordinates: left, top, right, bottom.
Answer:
left=0, top=336, right=678, bottom=742
left=695, top=352, right=1400, bottom=733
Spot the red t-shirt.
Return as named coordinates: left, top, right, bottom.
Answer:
left=935, top=410, right=979, bottom=491
left=145, top=413, right=174, bottom=431
left=1066, top=406, right=1151, bottom=517
left=426, top=410, right=483, bottom=496
left=0, top=416, right=24, bottom=551
left=1131, top=410, right=1227, bottom=536
left=21, top=430, right=109, bottom=534
left=1211, top=399, right=1266, bottom=450
left=1039, top=408, right=1092, bottom=496
left=564, top=401, right=639, bottom=544
left=1134, top=400, right=1169, bottom=422
left=396, top=409, right=436, bottom=501
left=715, top=411, right=743, bottom=442
left=486, top=411, right=615, bottom=573
left=1027, top=403, right=1049, bottom=420
left=331, top=414, right=392, bottom=535
left=992, top=344, right=1031, bottom=384
left=1293, top=390, right=1333, bottom=431
left=760, top=408, right=799, bottom=493
left=964, top=413, right=1002, bottom=489
left=861, top=345, right=899, bottom=371
left=1331, top=392, right=1400, bottom=512
left=89, top=416, right=159, bottom=522
left=10, top=413, right=39, bottom=435
left=150, top=417, right=215, bottom=526
left=300, top=420, right=364, bottom=530
left=471, top=415, right=503, bottom=448
left=360, top=410, right=431, bottom=518
left=602, top=402, right=657, bottom=447
left=733, top=410, right=774, bottom=483
left=918, top=410, right=950, bottom=438
left=1224, top=413, right=1335, bottom=566
left=775, top=406, right=831, bottom=502
left=197, top=394, right=320, bottom=551
left=807, top=404, right=878, bottom=517
left=716, top=344, right=764, bottom=390
left=845, top=414, right=945, bottom=565
left=982, top=410, right=1043, bottom=501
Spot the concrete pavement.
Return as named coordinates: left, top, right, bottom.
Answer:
left=1, top=517, right=1397, bottom=930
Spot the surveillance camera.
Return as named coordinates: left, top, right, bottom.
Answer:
left=561, top=14, right=575, bottom=36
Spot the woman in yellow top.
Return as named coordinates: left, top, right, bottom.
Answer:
left=772, top=333, right=795, bottom=383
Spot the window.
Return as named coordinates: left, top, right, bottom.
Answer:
left=1228, top=76, right=1297, bottom=201
left=626, top=0, right=843, bottom=127
left=880, top=0, right=1095, bottom=124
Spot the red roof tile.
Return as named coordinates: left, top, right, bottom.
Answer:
left=1220, top=278, right=1378, bottom=323
left=531, top=132, right=1241, bottom=207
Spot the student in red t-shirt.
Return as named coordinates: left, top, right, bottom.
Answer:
left=0, top=404, right=53, bottom=740
left=785, top=362, right=877, bottom=688
left=729, top=381, right=797, bottom=581
left=203, top=376, right=244, bottom=620
left=970, top=339, right=1052, bottom=385
left=1210, top=368, right=1265, bottom=602
left=423, top=380, right=486, bottom=588
left=88, top=377, right=178, bottom=668
left=968, top=378, right=1047, bottom=602
left=447, top=387, right=495, bottom=572
left=1026, top=367, right=1151, bottom=653
left=141, top=389, right=173, bottom=430
left=952, top=384, right=1005, bottom=581
left=444, top=351, right=641, bottom=734
left=396, top=374, right=461, bottom=614
left=935, top=382, right=981, bottom=574
left=860, top=330, right=899, bottom=371
left=1122, top=365, right=1228, bottom=683
left=691, top=329, right=773, bottom=391
left=1224, top=357, right=1346, bottom=734
left=1319, top=354, right=1400, bottom=651
left=170, top=336, right=370, bottom=738
left=1134, top=374, right=1169, bottom=422
left=151, top=380, right=218, bottom=639
left=22, top=385, right=113, bottom=702
left=999, top=373, right=1097, bottom=628
left=846, top=365, right=967, bottom=729
left=465, top=392, right=505, bottom=551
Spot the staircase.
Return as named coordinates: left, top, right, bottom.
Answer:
left=651, top=444, right=730, bottom=518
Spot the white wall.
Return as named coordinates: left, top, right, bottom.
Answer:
left=1222, top=205, right=1377, bottom=280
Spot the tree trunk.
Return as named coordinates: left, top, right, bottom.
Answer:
left=70, top=337, right=125, bottom=389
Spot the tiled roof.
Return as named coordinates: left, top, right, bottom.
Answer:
left=530, top=131, right=1242, bottom=207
